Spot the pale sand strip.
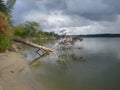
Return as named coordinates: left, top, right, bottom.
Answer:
left=0, top=52, right=34, bottom=90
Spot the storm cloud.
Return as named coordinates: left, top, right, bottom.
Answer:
left=11, top=0, right=120, bottom=34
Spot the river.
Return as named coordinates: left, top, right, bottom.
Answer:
left=22, top=38, right=120, bottom=90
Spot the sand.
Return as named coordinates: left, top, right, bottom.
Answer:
left=0, top=51, right=34, bottom=90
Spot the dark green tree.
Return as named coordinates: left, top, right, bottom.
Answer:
left=0, top=0, right=8, bottom=15
left=6, top=0, right=16, bottom=14
left=6, top=0, right=16, bottom=25
left=0, top=0, right=16, bottom=24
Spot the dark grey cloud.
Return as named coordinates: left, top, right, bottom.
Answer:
left=65, top=0, right=120, bottom=21
left=11, top=0, right=120, bottom=34
left=12, top=0, right=120, bottom=22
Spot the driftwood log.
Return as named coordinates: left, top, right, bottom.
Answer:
left=13, top=37, right=53, bottom=52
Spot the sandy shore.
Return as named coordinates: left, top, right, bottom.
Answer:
left=0, top=51, right=34, bottom=90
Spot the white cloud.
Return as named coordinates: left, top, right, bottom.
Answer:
left=46, top=11, right=71, bottom=27
left=49, top=23, right=104, bottom=35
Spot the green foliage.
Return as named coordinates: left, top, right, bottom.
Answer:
left=23, top=21, right=40, bottom=37
left=13, top=25, right=28, bottom=38
left=0, top=0, right=8, bottom=15
left=0, top=33, right=11, bottom=52
left=0, top=0, right=16, bottom=52
left=0, top=12, right=12, bottom=52
left=13, top=21, right=40, bottom=38
left=13, top=21, right=58, bottom=40
left=0, top=0, right=13, bottom=24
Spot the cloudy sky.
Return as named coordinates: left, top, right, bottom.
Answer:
left=11, top=0, right=120, bottom=34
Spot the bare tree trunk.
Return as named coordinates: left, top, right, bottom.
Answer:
left=13, top=37, right=53, bottom=52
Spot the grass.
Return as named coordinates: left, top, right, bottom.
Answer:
left=0, top=33, right=12, bottom=52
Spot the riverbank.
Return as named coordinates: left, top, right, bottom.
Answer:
left=0, top=51, right=34, bottom=90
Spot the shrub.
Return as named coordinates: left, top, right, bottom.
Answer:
left=13, top=25, right=28, bottom=38
left=0, top=12, right=12, bottom=52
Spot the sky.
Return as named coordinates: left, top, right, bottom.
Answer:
left=10, top=0, right=120, bottom=35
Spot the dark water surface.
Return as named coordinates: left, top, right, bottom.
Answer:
left=23, top=38, right=120, bottom=90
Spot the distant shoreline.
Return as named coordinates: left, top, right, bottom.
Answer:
left=80, top=34, right=120, bottom=38
left=65, top=34, right=120, bottom=38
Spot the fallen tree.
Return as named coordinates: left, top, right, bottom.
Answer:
left=13, top=37, right=53, bottom=53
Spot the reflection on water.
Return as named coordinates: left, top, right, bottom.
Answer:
left=23, top=38, right=120, bottom=90
left=56, top=48, right=84, bottom=60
